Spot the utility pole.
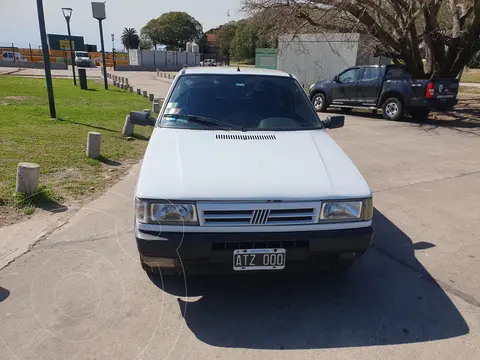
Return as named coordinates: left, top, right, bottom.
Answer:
left=36, top=0, right=56, bottom=118
left=92, top=2, right=108, bottom=90
left=62, top=8, right=76, bottom=85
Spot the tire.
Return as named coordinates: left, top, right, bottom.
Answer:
left=382, top=97, right=404, bottom=121
left=312, top=93, right=328, bottom=112
left=410, top=109, right=430, bottom=121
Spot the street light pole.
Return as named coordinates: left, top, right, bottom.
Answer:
left=92, top=2, right=108, bottom=90
left=62, top=8, right=76, bottom=86
left=36, top=0, right=56, bottom=118
left=98, top=19, right=108, bottom=90
left=111, top=34, right=116, bottom=70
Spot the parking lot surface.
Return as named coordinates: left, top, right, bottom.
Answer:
left=0, top=114, right=479, bottom=360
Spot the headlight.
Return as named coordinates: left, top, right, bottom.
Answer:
left=320, top=198, right=373, bottom=222
left=135, top=199, right=198, bottom=225
left=309, top=83, right=315, bottom=91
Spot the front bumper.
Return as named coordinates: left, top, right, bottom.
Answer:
left=136, top=226, right=374, bottom=273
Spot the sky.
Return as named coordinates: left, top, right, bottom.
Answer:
left=0, top=0, right=243, bottom=50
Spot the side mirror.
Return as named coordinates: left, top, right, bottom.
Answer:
left=322, top=115, right=344, bottom=129
left=129, top=111, right=155, bottom=127
left=333, top=75, right=339, bottom=82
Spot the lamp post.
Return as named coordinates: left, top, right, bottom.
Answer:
left=36, top=0, right=56, bottom=118
left=111, top=33, right=116, bottom=70
left=92, top=2, right=108, bottom=90
left=61, top=7, right=76, bottom=86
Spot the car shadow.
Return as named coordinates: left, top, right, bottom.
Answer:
left=149, top=209, right=468, bottom=349
left=324, top=101, right=480, bottom=131
left=0, top=286, right=10, bottom=302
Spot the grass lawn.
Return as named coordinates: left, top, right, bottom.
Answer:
left=459, top=86, right=480, bottom=94
left=0, top=76, right=153, bottom=224
left=460, top=69, right=480, bottom=83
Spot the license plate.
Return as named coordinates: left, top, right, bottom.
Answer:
left=437, top=94, right=455, bottom=99
left=233, top=248, right=286, bottom=271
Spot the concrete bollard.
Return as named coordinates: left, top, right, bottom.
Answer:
left=125, top=78, right=129, bottom=86
left=152, top=100, right=160, bottom=113
left=121, top=83, right=125, bottom=89
left=113, top=75, right=117, bottom=81
left=16, top=162, right=40, bottom=195
left=137, top=88, right=141, bottom=95
left=86, top=132, right=101, bottom=159
left=113, top=80, right=116, bottom=86
left=122, top=115, right=134, bottom=137
left=121, top=77, right=125, bottom=83
left=149, top=93, right=154, bottom=102
left=143, top=90, right=148, bottom=98
left=129, top=86, right=133, bottom=92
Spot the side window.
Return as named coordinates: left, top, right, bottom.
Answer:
left=361, top=67, right=380, bottom=82
left=338, top=69, right=359, bottom=83
left=386, top=67, right=412, bottom=79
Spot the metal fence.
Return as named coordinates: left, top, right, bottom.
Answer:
left=0, top=43, right=129, bottom=67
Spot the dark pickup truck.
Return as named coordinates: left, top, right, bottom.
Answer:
left=309, top=65, right=459, bottom=121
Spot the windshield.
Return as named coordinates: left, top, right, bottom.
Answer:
left=76, top=52, right=88, bottom=57
left=159, top=74, right=321, bottom=131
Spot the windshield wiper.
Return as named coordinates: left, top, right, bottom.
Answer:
left=164, top=114, right=244, bottom=131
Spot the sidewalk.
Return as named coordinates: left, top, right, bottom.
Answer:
left=107, top=70, right=173, bottom=100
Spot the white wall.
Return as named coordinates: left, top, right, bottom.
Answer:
left=277, top=33, right=361, bottom=86
left=128, top=50, right=200, bottom=69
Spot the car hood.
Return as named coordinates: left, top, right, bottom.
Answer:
left=135, top=128, right=371, bottom=201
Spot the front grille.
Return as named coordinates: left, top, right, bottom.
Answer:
left=198, top=202, right=320, bottom=227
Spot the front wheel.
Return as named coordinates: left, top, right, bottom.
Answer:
left=382, top=97, right=404, bottom=121
left=312, top=93, right=328, bottom=112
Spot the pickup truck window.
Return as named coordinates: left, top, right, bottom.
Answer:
left=338, top=69, right=360, bottom=83
left=385, top=67, right=412, bottom=79
left=160, top=74, right=322, bottom=131
left=360, top=67, right=381, bottom=82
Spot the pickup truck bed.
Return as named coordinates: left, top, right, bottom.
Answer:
left=309, top=65, right=459, bottom=121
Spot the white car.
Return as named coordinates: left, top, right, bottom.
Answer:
left=2, top=51, right=28, bottom=62
left=133, top=67, right=374, bottom=275
left=74, top=51, right=91, bottom=67
left=200, top=58, right=217, bottom=66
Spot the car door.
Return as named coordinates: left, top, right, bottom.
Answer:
left=331, top=68, right=361, bottom=106
left=357, top=67, right=383, bottom=106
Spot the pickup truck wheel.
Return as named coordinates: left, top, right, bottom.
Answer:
left=382, top=97, right=404, bottom=121
left=410, top=109, right=430, bottom=121
left=312, top=93, right=327, bottom=112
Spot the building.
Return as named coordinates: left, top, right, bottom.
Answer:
left=277, top=33, right=390, bottom=86
left=47, top=34, right=86, bottom=51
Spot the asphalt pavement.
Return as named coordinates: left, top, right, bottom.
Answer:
left=1, top=102, right=480, bottom=359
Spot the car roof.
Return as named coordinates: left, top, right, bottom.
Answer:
left=181, top=66, right=293, bottom=78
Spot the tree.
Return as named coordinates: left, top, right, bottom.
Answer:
left=121, top=27, right=140, bottom=50
left=139, top=33, right=153, bottom=50
left=229, top=18, right=274, bottom=59
left=242, top=0, right=480, bottom=79
left=141, top=18, right=161, bottom=50
left=217, top=21, right=239, bottom=56
left=141, top=12, right=204, bottom=51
